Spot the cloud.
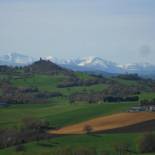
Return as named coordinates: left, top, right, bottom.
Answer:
left=139, top=45, right=152, bottom=57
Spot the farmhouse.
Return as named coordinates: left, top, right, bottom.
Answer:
left=128, top=106, right=144, bottom=112
left=128, top=106, right=155, bottom=112
left=147, top=105, right=155, bottom=112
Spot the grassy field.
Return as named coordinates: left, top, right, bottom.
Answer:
left=0, top=102, right=143, bottom=155
left=1, top=101, right=154, bottom=155
left=10, top=74, right=108, bottom=97
left=0, top=102, right=135, bottom=129
left=11, top=74, right=66, bottom=92
left=0, top=133, right=154, bottom=155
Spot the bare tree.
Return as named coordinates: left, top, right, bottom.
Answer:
left=83, top=124, right=93, bottom=134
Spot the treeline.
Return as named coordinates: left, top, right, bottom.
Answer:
left=140, top=98, right=155, bottom=106
left=0, top=65, right=19, bottom=75
left=0, top=117, right=53, bottom=149
left=104, top=84, right=140, bottom=97
left=0, top=83, right=62, bottom=104
left=104, top=96, right=139, bottom=102
left=70, top=92, right=104, bottom=103
left=70, top=92, right=139, bottom=103
left=69, top=84, right=140, bottom=103
left=58, top=76, right=107, bottom=88
left=117, top=74, right=142, bottom=80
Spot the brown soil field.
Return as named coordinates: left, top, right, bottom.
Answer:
left=96, top=119, right=155, bottom=134
left=49, top=112, right=155, bottom=134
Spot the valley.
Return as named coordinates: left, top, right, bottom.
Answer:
left=0, top=59, right=155, bottom=155
left=1, top=1, right=155, bottom=154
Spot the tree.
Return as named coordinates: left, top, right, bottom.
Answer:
left=83, top=124, right=93, bottom=134
left=22, top=117, right=49, bottom=132
left=139, top=133, right=155, bottom=153
left=113, top=142, right=132, bottom=155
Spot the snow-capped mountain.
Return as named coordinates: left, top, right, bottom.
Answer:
left=0, top=52, right=155, bottom=77
left=45, top=56, right=155, bottom=76
left=61, top=56, right=123, bottom=73
left=0, top=53, right=35, bottom=66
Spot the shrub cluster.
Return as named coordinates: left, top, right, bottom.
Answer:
left=0, top=117, right=51, bottom=149
left=139, top=133, right=155, bottom=153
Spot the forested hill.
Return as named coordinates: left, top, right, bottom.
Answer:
left=0, top=59, right=155, bottom=105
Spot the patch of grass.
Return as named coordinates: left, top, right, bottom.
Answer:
left=0, top=102, right=135, bottom=129
left=11, top=74, right=66, bottom=92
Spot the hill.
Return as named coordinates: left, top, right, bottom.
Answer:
left=24, top=58, right=72, bottom=75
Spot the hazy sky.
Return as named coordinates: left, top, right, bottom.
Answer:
left=0, top=0, right=155, bottom=64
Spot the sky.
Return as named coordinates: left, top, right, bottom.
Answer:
left=0, top=0, right=155, bottom=64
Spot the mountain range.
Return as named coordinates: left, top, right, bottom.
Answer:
left=0, top=52, right=155, bottom=77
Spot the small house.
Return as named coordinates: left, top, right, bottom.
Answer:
left=128, top=105, right=155, bottom=112
left=148, top=105, right=155, bottom=112
left=128, top=106, right=145, bottom=112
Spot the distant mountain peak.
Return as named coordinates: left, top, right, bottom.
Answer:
left=0, top=52, right=34, bottom=66
left=78, top=56, right=102, bottom=66
left=0, top=52, right=155, bottom=77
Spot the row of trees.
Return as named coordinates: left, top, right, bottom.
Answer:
left=104, top=96, right=139, bottom=102
left=0, top=117, right=52, bottom=148
left=69, top=92, right=139, bottom=103
left=0, top=83, right=62, bottom=104
left=104, top=84, right=140, bottom=97
left=58, top=77, right=107, bottom=88
left=140, top=98, right=155, bottom=106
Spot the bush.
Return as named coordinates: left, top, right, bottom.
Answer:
left=113, top=142, right=132, bottom=155
left=139, top=133, right=155, bottom=153
left=22, top=117, right=49, bottom=132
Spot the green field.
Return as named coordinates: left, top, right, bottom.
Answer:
left=10, top=74, right=108, bottom=96
left=0, top=102, right=153, bottom=155
left=0, top=133, right=154, bottom=155
left=0, top=102, right=135, bottom=129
